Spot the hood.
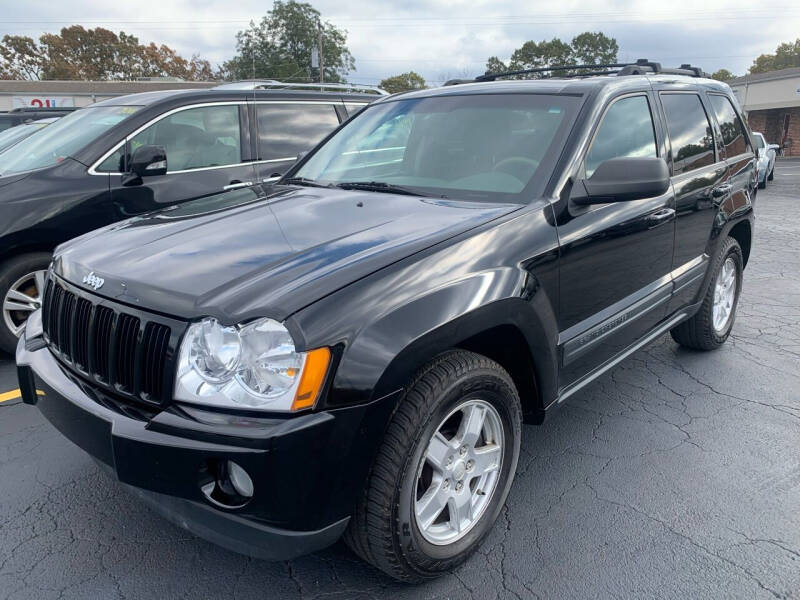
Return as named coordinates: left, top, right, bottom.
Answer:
left=54, top=185, right=520, bottom=323
left=0, top=171, right=32, bottom=189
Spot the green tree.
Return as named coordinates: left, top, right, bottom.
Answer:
left=484, top=32, right=618, bottom=77
left=223, top=0, right=354, bottom=82
left=0, top=27, right=214, bottom=81
left=711, top=68, right=735, bottom=81
left=570, top=32, right=618, bottom=65
left=379, top=71, right=426, bottom=94
left=750, top=38, right=800, bottom=74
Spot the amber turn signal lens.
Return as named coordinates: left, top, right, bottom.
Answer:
left=291, top=347, right=331, bottom=411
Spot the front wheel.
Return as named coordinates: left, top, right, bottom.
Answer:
left=344, top=350, right=522, bottom=582
left=0, top=253, right=52, bottom=354
left=768, top=165, right=774, bottom=181
left=670, top=237, right=743, bottom=350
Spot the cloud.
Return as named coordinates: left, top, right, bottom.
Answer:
left=5, top=0, right=797, bottom=83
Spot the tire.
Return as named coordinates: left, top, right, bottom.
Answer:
left=670, top=237, right=743, bottom=351
left=343, top=350, right=522, bottom=582
left=758, top=175, right=766, bottom=189
left=768, top=165, right=774, bottom=181
left=0, top=252, right=51, bottom=354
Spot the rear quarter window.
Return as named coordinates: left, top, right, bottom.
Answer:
left=708, top=94, right=751, bottom=157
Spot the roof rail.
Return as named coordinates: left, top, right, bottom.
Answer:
left=214, top=80, right=389, bottom=95
left=448, top=58, right=709, bottom=85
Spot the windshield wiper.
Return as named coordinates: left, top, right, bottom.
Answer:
left=335, top=181, right=426, bottom=197
left=282, top=177, right=331, bottom=188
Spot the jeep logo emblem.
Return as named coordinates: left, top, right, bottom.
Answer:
left=82, top=271, right=104, bottom=291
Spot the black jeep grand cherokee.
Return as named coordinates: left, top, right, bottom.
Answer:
left=17, top=61, right=755, bottom=582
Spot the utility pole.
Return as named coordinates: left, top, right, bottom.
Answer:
left=318, top=20, right=324, bottom=84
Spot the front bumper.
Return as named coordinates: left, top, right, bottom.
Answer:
left=17, top=319, right=398, bottom=560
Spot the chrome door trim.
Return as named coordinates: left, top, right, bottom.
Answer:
left=88, top=100, right=342, bottom=177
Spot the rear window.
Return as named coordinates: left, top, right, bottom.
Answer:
left=660, top=93, right=715, bottom=175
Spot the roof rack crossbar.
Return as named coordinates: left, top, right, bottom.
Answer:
left=464, top=58, right=708, bottom=84
left=475, top=62, right=637, bottom=82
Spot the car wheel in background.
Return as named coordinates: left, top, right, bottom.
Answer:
left=0, top=252, right=51, bottom=354
left=343, top=350, right=522, bottom=582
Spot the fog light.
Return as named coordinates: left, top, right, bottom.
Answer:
left=227, top=460, right=254, bottom=498
left=199, top=459, right=254, bottom=508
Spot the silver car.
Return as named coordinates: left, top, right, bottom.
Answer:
left=753, top=131, right=778, bottom=189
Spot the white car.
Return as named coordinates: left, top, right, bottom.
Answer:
left=753, top=131, right=778, bottom=189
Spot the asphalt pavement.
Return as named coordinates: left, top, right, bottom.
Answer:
left=0, top=161, right=798, bottom=599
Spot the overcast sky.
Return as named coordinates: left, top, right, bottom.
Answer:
left=5, top=0, right=799, bottom=84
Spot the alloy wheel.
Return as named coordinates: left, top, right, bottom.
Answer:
left=2, top=270, right=47, bottom=338
left=712, top=257, right=737, bottom=333
left=414, top=399, right=504, bottom=545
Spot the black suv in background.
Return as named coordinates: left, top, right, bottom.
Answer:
left=17, top=61, right=755, bottom=581
left=0, top=106, right=78, bottom=131
left=0, top=81, right=382, bottom=352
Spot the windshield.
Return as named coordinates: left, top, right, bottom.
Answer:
left=293, top=93, right=580, bottom=202
left=0, top=105, right=141, bottom=176
left=0, top=122, right=49, bottom=154
left=755, top=134, right=765, bottom=149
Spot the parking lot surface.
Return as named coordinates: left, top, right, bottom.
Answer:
left=1, top=162, right=798, bottom=599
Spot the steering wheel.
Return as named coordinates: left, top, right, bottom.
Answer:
left=493, top=157, right=540, bottom=183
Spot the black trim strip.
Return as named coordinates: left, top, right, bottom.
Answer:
left=558, top=312, right=687, bottom=403
left=560, top=277, right=672, bottom=366
left=673, top=258, right=708, bottom=295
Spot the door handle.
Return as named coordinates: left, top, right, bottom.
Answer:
left=711, top=184, right=732, bottom=198
left=223, top=181, right=253, bottom=191
left=646, top=208, right=675, bottom=227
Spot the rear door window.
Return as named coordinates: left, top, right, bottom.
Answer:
left=708, top=94, right=750, bottom=157
left=660, top=93, right=716, bottom=175
left=585, top=95, right=657, bottom=178
left=255, top=103, right=340, bottom=161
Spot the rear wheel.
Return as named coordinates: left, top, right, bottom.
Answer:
left=670, top=237, right=742, bottom=350
left=344, top=350, right=522, bottom=582
left=0, top=253, right=51, bottom=354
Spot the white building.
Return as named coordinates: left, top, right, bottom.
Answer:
left=0, top=79, right=216, bottom=112
left=729, top=67, right=800, bottom=157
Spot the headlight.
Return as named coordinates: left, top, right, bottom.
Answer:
left=175, top=317, right=330, bottom=412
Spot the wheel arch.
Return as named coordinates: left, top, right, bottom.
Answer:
left=728, top=219, right=752, bottom=267
left=365, top=298, right=559, bottom=425
left=0, top=231, right=58, bottom=267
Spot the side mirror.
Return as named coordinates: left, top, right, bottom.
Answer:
left=130, top=144, right=167, bottom=176
left=768, top=144, right=780, bottom=151
left=572, top=157, right=670, bottom=205
left=122, top=144, right=167, bottom=186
